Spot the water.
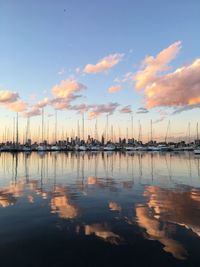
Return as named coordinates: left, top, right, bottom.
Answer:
left=0, top=151, right=200, bottom=267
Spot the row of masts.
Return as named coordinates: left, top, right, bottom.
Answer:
left=1, top=111, right=200, bottom=146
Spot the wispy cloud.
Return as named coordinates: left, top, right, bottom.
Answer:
left=108, top=85, right=122, bottom=94
left=83, top=53, right=124, bottom=74
left=114, top=72, right=133, bottom=83
left=69, top=103, right=92, bottom=113
left=119, top=105, right=132, bottom=114
left=58, top=68, right=66, bottom=76
left=88, top=102, right=120, bottom=119
left=172, top=103, right=200, bottom=115
left=136, top=107, right=149, bottom=114
left=23, top=107, right=41, bottom=118
left=153, top=117, right=166, bottom=124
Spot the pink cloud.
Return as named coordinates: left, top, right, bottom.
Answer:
left=0, top=90, right=19, bottom=103
left=69, top=103, right=92, bottom=113
left=119, top=105, right=132, bottom=114
left=36, top=97, right=49, bottom=108
left=0, top=90, right=27, bottom=113
left=84, top=53, right=124, bottom=74
left=7, top=100, right=27, bottom=113
left=52, top=79, right=86, bottom=99
left=50, top=95, right=82, bottom=110
left=134, top=41, right=181, bottom=90
left=145, top=58, right=200, bottom=108
left=88, top=102, right=120, bottom=119
left=108, top=85, right=122, bottom=94
left=23, top=107, right=41, bottom=118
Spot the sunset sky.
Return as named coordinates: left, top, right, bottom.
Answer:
left=0, top=0, right=200, bottom=142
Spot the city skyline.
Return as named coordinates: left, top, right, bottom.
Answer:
left=0, top=0, right=200, bottom=142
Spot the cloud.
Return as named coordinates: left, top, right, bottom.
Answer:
left=22, top=97, right=49, bottom=117
left=172, top=103, right=200, bottom=115
left=153, top=117, right=166, bottom=124
left=120, top=105, right=132, bottom=114
left=84, top=53, right=124, bottom=74
left=0, top=90, right=27, bottom=113
left=23, top=107, right=41, bottom=118
left=88, top=102, right=120, bottom=119
left=58, top=68, right=66, bottom=75
left=0, top=90, right=19, bottom=103
left=35, top=97, right=49, bottom=108
left=7, top=100, right=27, bottom=113
left=50, top=79, right=86, bottom=110
left=52, top=79, right=86, bottom=99
left=50, top=95, right=82, bottom=110
left=136, top=107, right=149, bottom=114
left=145, top=58, right=200, bottom=108
left=108, top=85, right=122, bottom=94
left=114, top=72, right=133, bottom=83
left=134, top=41, right=181, bottom=90
left=69, top=103, right=92, bottom=113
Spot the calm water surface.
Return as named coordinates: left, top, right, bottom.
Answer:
left=0, top=151, right=200, bottom=267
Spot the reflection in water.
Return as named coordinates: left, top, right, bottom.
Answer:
left=51, top=186, right=79, bottom=219
left=136, top=205, right=187, bottom=260
left=85, top=223, right=121, bottom=245
left=109, top=201, right=121, bottom=212
left=145, top=186, right=200, bottom=237
left=0, top=152, right=200, bottom=266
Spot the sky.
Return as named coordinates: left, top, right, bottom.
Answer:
left=0, top=0, right=200, bottom=142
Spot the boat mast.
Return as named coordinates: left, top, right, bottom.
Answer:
left=95, top=119, right=98, bottom=141
left=26, top=116, right=30, bottom=144
left=131, top=114, right=133, bottom=140
left=42, top=107, right=44, bottom=144
left=165, top=120, right=170, bottom=143
left=55, top=110, right=57, bottom=143
left=106, top=114, right=109, bottom=143
left=82, top=112, right=85, bottom=142
left=16, top=112, right=19, bottom=148
left=188, top=122, right=191, bottom=144
left=13, top=117, right=15, bottom=144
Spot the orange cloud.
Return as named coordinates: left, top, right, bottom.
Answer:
left=52, top=79, right=86, bottom=98
left=134, top=41, right=181, bottom=90
left=7, top=100, right=27, bottom=112
left=145, top=58, right=200, bottom=108
left=108, top=85, right=122, bottom=93
left=0, top=90, right=27, bottom=113
left=85, top=223, right=121, bottom=245
left=109, top=201, right=121, bottom=212
left=0, top=90, right=19, bottom=103
left=84, top=53, right=124, bottom=74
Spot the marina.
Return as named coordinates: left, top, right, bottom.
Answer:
left=1, top=1, right=200, bottom=266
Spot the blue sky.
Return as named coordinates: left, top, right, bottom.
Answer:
left=0, top=0, right=200, bottom=142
